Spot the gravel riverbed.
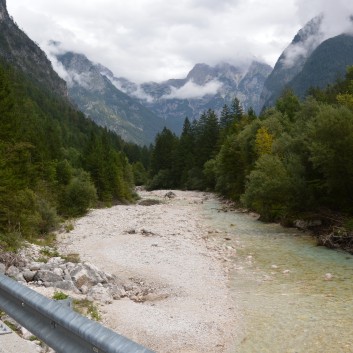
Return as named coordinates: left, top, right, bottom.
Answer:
left=58, top=189, right=238, bottom=353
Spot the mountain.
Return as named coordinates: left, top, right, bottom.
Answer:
left=55, top=51, right=166, bottom=145
left=109, top=61, right=272, bottom=134
left=0, top=0, right=66, bottom=97
left=288, top=34, right=353, bottom=97
left=259, top=16, right=323, bottom=110
left=0, top=0, right=136, bottom=247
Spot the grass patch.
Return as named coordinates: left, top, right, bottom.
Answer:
left=73, top=299, right=101, bottom=321
left=32, top=232, right=57, bottom=247
left=62, top=253, right=80, bottom=263
left=52, top=291, right=69, bottom=300
left=4, top=320, right=19, bottom=333
left=138, top=199, right=162, bottom=206
left=64, top=220, right=74, bottom=233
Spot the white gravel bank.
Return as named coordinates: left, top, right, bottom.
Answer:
left=58, top=190, right=237, bottom=353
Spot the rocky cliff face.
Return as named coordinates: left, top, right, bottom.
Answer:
left=56, top=51, right=166, bottom=145
left=259, top=16, right=323, bottom=110
left=110, top=61, right=272, bottom=134
left=260, top=15, right=353, bottom=110
left=289, top=34, right=353, bottom=97
left=0, top=0, right=67, bottom=97
left=0, top=0, right=8, bottom=21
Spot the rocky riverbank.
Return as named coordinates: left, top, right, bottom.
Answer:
left=57, top=189, right=238, bottom=353
left=1, top=190, right=238, bottom=353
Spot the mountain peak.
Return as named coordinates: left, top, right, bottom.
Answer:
left=186, top=63, right=213, bottom=85
left=0, top=0, right=8, bottom=21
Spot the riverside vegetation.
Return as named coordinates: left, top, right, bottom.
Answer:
left=0, top=60, right=148, bottom=252
left=144, top=67, right=353, bottom=253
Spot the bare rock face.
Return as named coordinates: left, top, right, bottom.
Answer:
left=0, top=0, right=67, bottom=97
left=0, top=0, right=8, bottom=21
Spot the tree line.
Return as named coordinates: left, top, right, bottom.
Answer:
left=0, top=61, right=137, bottom=250
left=146, top=68, right=353, bottom=249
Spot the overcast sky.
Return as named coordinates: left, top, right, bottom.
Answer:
left=7, top=0, right=353, bottom=83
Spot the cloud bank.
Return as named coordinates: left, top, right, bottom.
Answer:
left=7, top=0, right=353, bottom=82
left=162, top=80, right=222, bottom=100
left=7, top=0, right=299, bottom=82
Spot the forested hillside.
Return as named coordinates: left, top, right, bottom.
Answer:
left=0, top=61, right=136, bottom=250
left=146, top=68, right=353, bottom=251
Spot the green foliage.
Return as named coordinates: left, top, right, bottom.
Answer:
left=132, top=161, right=148, bottom=186
left=146, top=65, right=353, bottom=226
left=60, top=171, right=98, bottom=217
left=306, top=105, right=353, bottom=209
left=73, top=299, right=101, bottom=321
left=0, top=61, right=137, bottom=249
left=52, top=291, right=69, bottom=300
left=275, top=89, right=300, bottom=120
left=241, top=155, right=293, bottom=221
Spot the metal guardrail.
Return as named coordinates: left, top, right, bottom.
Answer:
left=0, top=274, right=155, bottom=353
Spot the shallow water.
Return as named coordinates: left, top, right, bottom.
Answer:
left=200, top=200, right=353, bottom=353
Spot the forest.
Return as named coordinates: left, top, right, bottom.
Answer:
left=0, top=60, right=140, bottom=250
left=146, top=67, right=353, bottom=251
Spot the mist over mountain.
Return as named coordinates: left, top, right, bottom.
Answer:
left=260, top=13, right=353, bottom=110
left=259, top=16, right=323, bottom=110
left=289, top=34, right=353, bottom=98
left=107, top=61, right=272, bottom=134
left=54, top=50, right=166, bottom=145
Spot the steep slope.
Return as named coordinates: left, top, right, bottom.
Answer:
left=289, top=34, right=353, bottom=97
left=111, top=61, right=272, bottom=134
left=0, top=0, right=66, bottom=97
left=0, top=0, right=136, bottom=247
left=56, top=52, right=166, bottom=145
left=260, top=16, right=323, bottom=110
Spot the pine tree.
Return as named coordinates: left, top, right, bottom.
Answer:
left=231, top=97, right=243, bottom=123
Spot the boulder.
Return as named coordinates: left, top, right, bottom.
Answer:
left=52, top=280, right=76, bottom=291
left=53, top=268, right=64, bottom=278
left=87, top=284, right=113, bottom=304
left=294, top=219, right=322, bottom=230
left=0, top=263, right=5, bottom=274
left=29, top=262, right=43, bottom=271
left=47, top=257, right=65, bottom=268
left=15, top=273, right=26, bottom=282
left=6, top=265, right=19, bottom=277
left=70, top=263, right=104, bottom=289
left=164, top=191, right=176, bottom=199
left=35, top=270, right=63, bottom=283
left=109, top=285, right=126, bottom=300
left=22, top=270, right=36, bottom=282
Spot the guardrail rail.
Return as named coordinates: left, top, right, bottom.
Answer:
left=0, top=274, right=155, bottom=353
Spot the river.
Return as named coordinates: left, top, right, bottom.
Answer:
left=200, top=198, right=353, bottom=353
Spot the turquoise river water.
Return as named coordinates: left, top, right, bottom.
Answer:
left=200, top=199, right=353, bottom=353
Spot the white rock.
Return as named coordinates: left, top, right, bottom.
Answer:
left=324, top=273, right=333, bottom=281
left=53, top=268, right=64, bottom=277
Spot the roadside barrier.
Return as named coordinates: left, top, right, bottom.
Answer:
left=0, top=274, right=154, bottom=353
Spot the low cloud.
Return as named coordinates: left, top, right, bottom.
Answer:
left=44, top=41, right=92, bottom=89
left=281, top=16, right=324, bottom=68
left=162, top=80, right=222, bottom=100
left=282, top=0, right=353, bottom=68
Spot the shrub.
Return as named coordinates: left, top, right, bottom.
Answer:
left=60, top=170, right=97, bottom=217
